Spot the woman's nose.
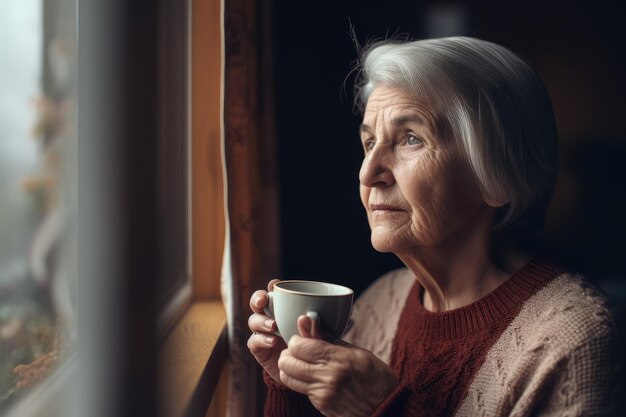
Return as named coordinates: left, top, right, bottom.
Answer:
left=359, top=145, right=395, bottom=188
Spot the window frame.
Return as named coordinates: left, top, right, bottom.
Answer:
left=157, top=0, right=194, bottom=340
left=158, top=0, right=228, bottom=416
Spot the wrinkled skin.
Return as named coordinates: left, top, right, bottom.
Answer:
left=359, top=86, right=511, bottom=311
left=359, top=86, right=487, bottom=254
left=248, top=283, right=398, bottom=417
left=248, top=86, right=514, bottom=415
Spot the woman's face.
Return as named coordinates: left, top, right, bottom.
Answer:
left=359, top=86, right=487, bottom=253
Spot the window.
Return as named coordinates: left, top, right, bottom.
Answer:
left=0, top=0, right=77, bottom=413
left=1, top=1, right=226, bottom=416
left=156, top=0, right=193, bottom=331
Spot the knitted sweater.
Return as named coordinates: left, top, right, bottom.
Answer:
left=263, top=259, right=620, bottom=416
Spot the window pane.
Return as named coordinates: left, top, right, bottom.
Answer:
left=157, top=0, right=190, bottom=314
left=0, top=0, right=76, bottom=411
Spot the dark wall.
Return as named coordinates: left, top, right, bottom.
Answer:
left=272, top=0, right=626, bottom=298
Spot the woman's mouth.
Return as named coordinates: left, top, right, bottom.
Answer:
left=370, top=204, right=404, bottom=214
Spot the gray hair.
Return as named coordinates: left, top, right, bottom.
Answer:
left=354, top=37, right=558, bottom=235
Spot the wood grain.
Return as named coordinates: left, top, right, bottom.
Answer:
left=192, top=0, right=225, bottom=299
left=159, top=301, right=227, bottom=417
left=206, top=361, right=229, bottom=417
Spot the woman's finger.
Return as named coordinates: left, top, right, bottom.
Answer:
left=248, top=313, right=276, bottom=333
left=287, top=335, right=331, bottom=364
left=247, top=332, right=277, bottom=354
left=297, top=314, right=348, bottom=345
left=249, top=290, right=269, bottom=314
left=278, top=349, right=317, bottom=383
left=267, top=278, right=281, bottom=292
left=296, top=314, right=320, bottom=339
left=278, top=369, right=314, bottom=395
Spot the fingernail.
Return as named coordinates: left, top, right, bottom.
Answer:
left=264, top=319, right=274, bottom=330
left=265, top=337, right=274, bottom=345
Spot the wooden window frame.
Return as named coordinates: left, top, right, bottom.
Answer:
left=158, top=1, right=228, bottom=417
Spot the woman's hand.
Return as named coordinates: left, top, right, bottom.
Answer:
left=247, top=279, right=287, bottom=385
left=278, top=315, right=399, bottom=417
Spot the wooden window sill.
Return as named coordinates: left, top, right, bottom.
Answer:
left=159, top=300, right=227, bottom=417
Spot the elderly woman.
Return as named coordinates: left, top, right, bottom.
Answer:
left=247, top=37, right=619, bottom=416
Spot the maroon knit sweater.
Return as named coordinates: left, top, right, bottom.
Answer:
left=263, top=260, right=562, bottom=417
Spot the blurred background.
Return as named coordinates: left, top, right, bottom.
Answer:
left=1, top=0, right=77, bottom=413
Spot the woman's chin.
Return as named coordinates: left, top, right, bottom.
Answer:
left=370, top=228, right=428, bottom=254
left=370, top=234, right=400, bottom=253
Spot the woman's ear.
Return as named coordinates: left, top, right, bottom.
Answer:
left=483, top=193, right=509, bottom=208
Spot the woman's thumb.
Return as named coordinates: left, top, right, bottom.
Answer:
left=297, top=313, right=322, bottom=339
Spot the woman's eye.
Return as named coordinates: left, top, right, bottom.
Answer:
left=364, top=139, right=375, bottom=151
left=406, top=134, right=423, bottom=146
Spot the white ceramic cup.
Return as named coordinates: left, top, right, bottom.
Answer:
left=263, top=280, right=354, bottom=343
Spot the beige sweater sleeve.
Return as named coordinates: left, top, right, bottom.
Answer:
left=454, top=273, right=621, bottom=417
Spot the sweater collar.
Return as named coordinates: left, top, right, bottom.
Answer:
left=408, top=258, right=563, bottom=339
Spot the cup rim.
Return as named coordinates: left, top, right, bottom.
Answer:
left=273, top=280, right=354, bottom=297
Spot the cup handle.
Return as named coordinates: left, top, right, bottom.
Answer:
left=263, top=292, right=281, bottom=337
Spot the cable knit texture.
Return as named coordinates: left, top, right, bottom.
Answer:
left=262, top=259, right=620, bottom=416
